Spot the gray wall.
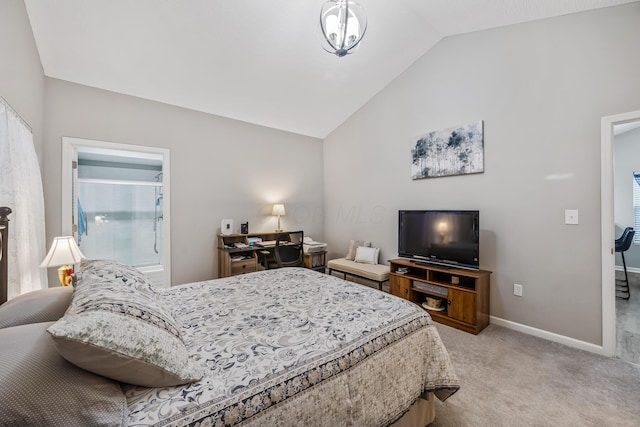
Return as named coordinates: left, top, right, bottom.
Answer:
left=614, top=126, right=640, bottom=269
left=0, top=0, right=44, bottom=163
left=323, top=3, right=640, bottom=345
left=43, top=78, right=324, bottom=285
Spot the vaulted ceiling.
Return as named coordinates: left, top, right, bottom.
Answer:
left=24, top=0, right=638, bottom=138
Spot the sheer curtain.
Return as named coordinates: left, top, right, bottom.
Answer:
left=0, top=98, right=47, bottom=298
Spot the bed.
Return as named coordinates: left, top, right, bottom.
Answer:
left=0, top=251, right=459, bottom=426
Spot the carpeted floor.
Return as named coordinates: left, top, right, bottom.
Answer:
left=430, top=323, right=640, bottom=426
left=616, top=272, right=640, bottom=364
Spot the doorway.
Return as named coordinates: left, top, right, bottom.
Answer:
left=61, top=137, right=171, bottom=287
left=601, top=110, right=640, bottom=360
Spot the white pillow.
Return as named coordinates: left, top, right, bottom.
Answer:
left=346, top=240, right=372, bottom=260
left=48, top=276, right=204, bottom=387
left=354, top=246, right=380, bottom=265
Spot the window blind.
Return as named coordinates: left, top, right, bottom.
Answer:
left=632, top=172, right=640, bottom=243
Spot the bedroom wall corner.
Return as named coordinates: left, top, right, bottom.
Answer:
left=322, top=3, right=640, bottom=346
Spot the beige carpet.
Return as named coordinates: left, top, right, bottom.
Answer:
left=616, top=274, right=640, bottom=364
left=430, top=324, right=640, bottom=426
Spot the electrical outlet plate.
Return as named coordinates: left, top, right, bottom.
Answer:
left=514, top=283, right=523, bottom=297
left=565, top=209, right=579, bottom=225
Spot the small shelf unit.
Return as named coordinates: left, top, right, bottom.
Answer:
left=218, top=234, right=260, bottom=277
left=389, top=258, right=491, bottom=334
left=304, top=251, right=327, bottom=272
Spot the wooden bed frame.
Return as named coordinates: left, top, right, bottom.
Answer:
left=0, top=206, right=11, bottom=305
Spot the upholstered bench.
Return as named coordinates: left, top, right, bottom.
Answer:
left=327, top=258, right=390, bottom=291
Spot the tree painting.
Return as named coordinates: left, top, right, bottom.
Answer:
left=411, top=120, right=484, bottom=180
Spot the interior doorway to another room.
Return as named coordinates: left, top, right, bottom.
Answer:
left=601, top=110, right=640, bottom=363
left=612, top=120, right=640, bottom=364
left=61, top=138, right=171, bottom=287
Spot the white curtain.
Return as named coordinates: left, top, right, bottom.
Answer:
left=0, top=98, right=47, bottom=298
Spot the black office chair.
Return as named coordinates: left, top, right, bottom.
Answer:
left=272, top=231, right=304, bottom=269
left=615, top=227, right=635, bottom=300
left=615, top=227, right=633, bottom=247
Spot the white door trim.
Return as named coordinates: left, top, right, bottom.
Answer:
left=601, top=110, right=640, bottom=357
left=61, top=137, right=171, bottom=287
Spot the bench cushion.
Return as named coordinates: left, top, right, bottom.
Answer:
left=327, top=258, right=389, bottom=282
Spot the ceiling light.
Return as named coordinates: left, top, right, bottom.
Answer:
left=320, top=1, right=367, bottom=57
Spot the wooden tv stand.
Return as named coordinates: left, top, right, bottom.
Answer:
left=389, top=258, right=491, bottom=334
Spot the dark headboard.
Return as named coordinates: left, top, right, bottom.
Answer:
left=0, top=206, right=11, bottom=305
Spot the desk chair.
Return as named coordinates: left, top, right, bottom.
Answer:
left=274, top=231, right=304, bottom=268
left=262, top=231, right=304, bottom=269
left=615, top=227, right=635, bottom=300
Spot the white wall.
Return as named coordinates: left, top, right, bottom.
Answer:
left=43, top=78, right=324, bottom=285
left=614, top=126, right=640, bottom=269
left=0, top=0, right=44, bottom=163
left=323, top=3, right=640, bottom=345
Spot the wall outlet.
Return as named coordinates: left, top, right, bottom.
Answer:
left=565, top=209, right=579, bottom=225
left=514, top=283, right=523, bottom=297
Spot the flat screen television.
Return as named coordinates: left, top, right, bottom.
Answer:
left=398, top=210, right=480, bottom=270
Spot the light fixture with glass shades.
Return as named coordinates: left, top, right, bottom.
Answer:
left=40, top=236, right=85, bottom=286
left=320, top=0, right=367, bottom=57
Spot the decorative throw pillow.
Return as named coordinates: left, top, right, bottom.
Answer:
left=48, top=278, right=204, bottom=387
left=346, top=240, right=372, bottom=260
left=78, top=259, right=156, bottom=293
left=0, top=286, right=73, bottom=329
left=0, top=322, right=127, bottom=427
left=354, top=246, right=380, bottom=265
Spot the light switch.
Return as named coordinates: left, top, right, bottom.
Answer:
left=565, top=209, right=579, bottom=225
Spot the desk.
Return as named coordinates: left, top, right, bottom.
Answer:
left=217, top=232, right=292, bottom=278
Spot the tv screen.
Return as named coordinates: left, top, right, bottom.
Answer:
left=398, top=210, right=479, bottom=269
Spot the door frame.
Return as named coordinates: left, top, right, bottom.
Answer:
left=601, top=110, right=640, bottom=356
left=61, top=137, right=171, bottom=287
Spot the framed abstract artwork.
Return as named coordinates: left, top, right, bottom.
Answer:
left=411, top=120, right=484, bottom=180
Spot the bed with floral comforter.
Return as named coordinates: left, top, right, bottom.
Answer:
left=123, top=268, right=459, bottom=426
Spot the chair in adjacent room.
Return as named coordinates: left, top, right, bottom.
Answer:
left=615, top=227, right=635, bottom=300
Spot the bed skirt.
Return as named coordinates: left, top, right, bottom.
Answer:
left=391, top=393, right=436, bottom=427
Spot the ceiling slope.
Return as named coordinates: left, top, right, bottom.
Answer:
left=24, top=0, right=638, bottom=138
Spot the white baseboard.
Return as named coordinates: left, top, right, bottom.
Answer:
left=615, top=265, right=640, bottom=274
left=489, top=316, right=609, bottom=356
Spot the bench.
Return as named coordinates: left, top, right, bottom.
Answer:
left=327, top=258, right=390, bottom=291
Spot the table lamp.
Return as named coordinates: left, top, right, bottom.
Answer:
left=40, top=236, right=85, bottom=286
left=272, top=204, right=286, bottom=232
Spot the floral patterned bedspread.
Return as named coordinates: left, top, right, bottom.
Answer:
left=124, top=268, right=459, bottom=426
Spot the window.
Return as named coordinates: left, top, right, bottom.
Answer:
left=632, top=172, right=640, bottom=244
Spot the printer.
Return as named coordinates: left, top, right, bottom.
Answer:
left=303, top=236, right=327, bottom=254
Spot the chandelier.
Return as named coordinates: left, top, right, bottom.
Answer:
left=319, top=1, right=367, bottom=57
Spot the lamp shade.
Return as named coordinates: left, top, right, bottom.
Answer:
left=272, top=204, right=286, bottom=216
left=40, top=236, right=85, bottom=268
